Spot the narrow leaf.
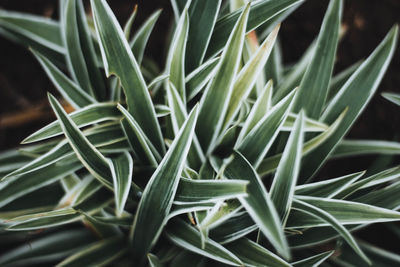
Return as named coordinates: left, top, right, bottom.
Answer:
left=292, top=250, right=334, bottom=267
left=0, top=10, right=63, bottom=52
left=206, top=0, right=304, bottom=57
left=292, top=198, right=370, bottom=264
left=22, top=103, right=119, bottom=144
left=196, top=4, right=250, bottom=154
left=48, top=93, right=113, bottom=189
left=118, top=104, right=160, bottom=166
left=226, top=238, right=291, bottom=267
left=300, top=25, right=398, bottom=180
left=270, top=111, right=304, bottom=221
left=130, top=106, right=199, bottom=264
left=222, top=24, right=280, bottom=133
left=130, top=10, right=161, bottom=65
left=174, top=178, right=248, bottom=204
left=382, top=92, right=400, bottom=106
left=185, top=0, right=221, bottom=72
left=56, top=237, right=126, bottom=267
left=237, top=89, right=296, bottom=167
left=109, top=152, right=133, bottom=217
left=166, top=5, right=189, bottom=101
left=224, top=151, right=289, bottom=259
left=91, top=0, right=164, bottom=154
left=293, top=0, right=342, bottom=118
left=332, top=139, right=400, bottom=158
left=62, top=0, right=95, bottom=97
left=32, top=49, right=96, bottom=108
left=165, top=219, right=243, bottom=266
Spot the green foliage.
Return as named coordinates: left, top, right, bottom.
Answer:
left=0, top=0, right=399, bottom=266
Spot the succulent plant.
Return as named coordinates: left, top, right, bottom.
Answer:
left=0, top=0, right=400, bottom=266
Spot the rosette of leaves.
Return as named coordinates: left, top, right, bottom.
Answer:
left=0, top=0, right=400, bottom=266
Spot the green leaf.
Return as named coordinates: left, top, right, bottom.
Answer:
left=56, top=237, right=127, bottom=267
left=337, top=240, right=400, bottom=267
left=295, top=171, right=364, bottom=198
left=292, top=198, right=370, bottom=264
left=130, top=106, right=199, bottom=264
left=186, top=57, right=219, bottom=101
left=221, top=24, right=280, bottom=133
left=0, top=10, right=64, bottom=53
left=130, top=10, right=161, bottom=65
left=270, top=111, right=304, bottom=221
left=0, top=230, right=96, bottom=266
left=382, top=92, right=400, bottom=106
left=292, top=0, right=342, bottom=118
left=237, top=89, right=296, bottom=167
left=288, top=196, right=400, bottom=228
left=224, top=151, right=289, bottom=259
left=237, top=80, right=273, bottom=144
left=7, top=208, right=80, bottom=231
left=62, top=0, right=95, bottom=97
left=300, top=25, right=398, bottom=181
left=75, top=0, right=107, bottom=100
left=292, top=250, right=334, bottom=267
left=209, top=211, right=257, bottom=244
left=166, top=5, right=189, bottom=101
left=257, top=108, right=346, bottom=176
left=169, top=251, right=205, bottom=267
left=185, top=0, right=221, bottom=72
left=123, top=4, right=137, bottom=40
left=335, top=167, right=400, bottom=199
left=332, top=139, right=400, bottom=158
left=48, top=93, right=113, bottom=189
left=32, top=49, right=96, bottom=108
left=118, top=104, right=160, bottom=166
left=165, top=219, right=243, bottom=266
left=91, top=0, right=164, bottom=154
left=354, top=180, right=400, bottom=210
left=206, top=0, right=304, bottom=57
left=167, top=82, right=205, bottom=169
left=8, top=189, right=112, bottom=231
left=327, top=61, right=361, bottom=102
left=4, top=125, right=125, bottom=180
left=196, top=4, right=250, bottom=154
left=282, top=113, right=328, bottom=132
left=22, top=103, right=119, bottom=144
left=0, top=161, right=81, bottom=208
left=174, top=178, right=248, bottom=204
left=148, top=253, right=164, bottom=267
left=273, top=40, right=315, bottom=103
left=226, top=238, right=291, bottom=267
left=109, top=152, right=133, bottom=217
left=264, top=41, right=283, bottom=85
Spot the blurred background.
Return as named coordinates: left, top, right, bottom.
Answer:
left=0, top=0, right=399, bottom=255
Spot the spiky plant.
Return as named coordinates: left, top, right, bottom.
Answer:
left=0, top=0, right=399, bottom=266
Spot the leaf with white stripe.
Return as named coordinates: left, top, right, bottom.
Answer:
left=224, top=151, right=289, bottom=259
left=196, top=4, right=250, bottom=154
left=48, top=93, right=113, bottom=189
left=109, top=152, right=133, bottom=217
left=165, top=219, right=243, bottom=266
left=32, top=50, right=96, bottom=109
left=300, top=25, right=398, bottom=181
left=270, top=111, right=304, bottom=221
left=292, top=198, right=370, bottom=264
left=130, top=106, right=199, bottom=264
left=91, top=0, right=164, bottom=154
left=236, top=89, right=296, bottom=167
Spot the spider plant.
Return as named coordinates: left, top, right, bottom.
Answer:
left=0, top=0, right=399, bottom=266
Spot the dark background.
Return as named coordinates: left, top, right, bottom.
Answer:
left=0, top=0, right=399, bottom=256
